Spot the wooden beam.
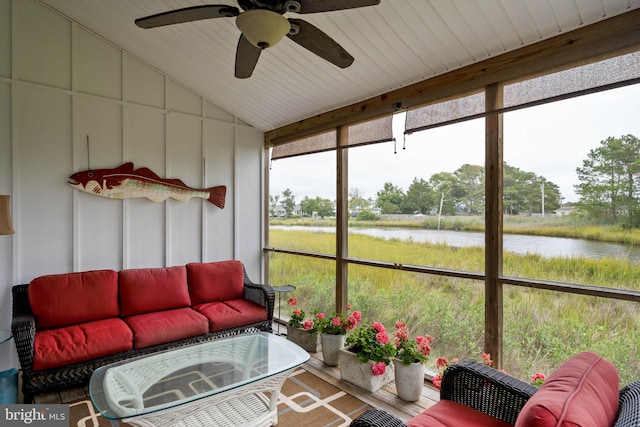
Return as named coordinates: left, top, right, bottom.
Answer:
left=336, top=127, right=349, bottom=313
left=485, top=84, right=503, bottom=369
left=264, top=8, right=640, bottom=147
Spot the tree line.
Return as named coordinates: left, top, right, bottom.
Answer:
left=270, top=134, right=639, bottom=226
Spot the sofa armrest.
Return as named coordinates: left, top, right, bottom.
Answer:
left=350, top=409, right=409, bottom=427
left=242, top=267, right=275, bottom=321
left=11, top=284, right=36, bottom=373
left=615, top=381, right=640, bottom=427
left=440, top=360, right=538, bottom=425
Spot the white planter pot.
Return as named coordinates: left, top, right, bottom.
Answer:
left=394, top=359, right=424, bottom=401
left=320, top=333, right=346, bottom=366
left=339, top=346, right=394, bottom=392
left=287, top=326, right=320, bottom=353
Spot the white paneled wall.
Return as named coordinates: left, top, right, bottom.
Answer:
left=0, top=0, right=264, bottom=370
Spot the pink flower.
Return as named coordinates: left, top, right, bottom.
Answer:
left=351, top=311, right=362, bottom=322
left=372, top=322, right=385, bottom=333
left=293, top=308, right=302, bottom=316
left=376, top=331, right=389, bottom=345
left=345, top=315, right=359, bottom=330
left=394, top=321, right=406, bottom=329
left=331, top=316, right=342, bottom=327
left=432, top=374, right=443, bottom=390
left=315, top=312, right=325, bottom=320
left=287, top=297, right=298, bottom=306
left=395, top=328, right=409, bottom=341
left=482, top=353, right=492, bottom=366
left=371, top=361, right=387, bottom=376
left=303, top=319, right=314, bottom=330
left=531, top=372, right=546, bottom=381
left=347, top=303, right=352, bottom=309
left=436, top=357, right=449, bottom=369
left=451, top=358, right=459, bottom=364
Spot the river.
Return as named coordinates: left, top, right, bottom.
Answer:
left=271, top=225, right=640, bottom=263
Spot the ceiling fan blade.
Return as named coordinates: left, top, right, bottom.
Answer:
left=286, top=19, right=354, bottom=68
left=297, top=0, right=380, bottom=14
left=135, top=5, right=239, bottom=29
left=235, top=34, right=262, bottom=78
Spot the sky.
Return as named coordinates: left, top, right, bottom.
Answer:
left=270, top=83, right=640, bottom=205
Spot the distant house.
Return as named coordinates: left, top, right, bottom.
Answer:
left=555, top=206, right=577, bottom=217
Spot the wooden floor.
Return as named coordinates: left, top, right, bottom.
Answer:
left=22, top=327, right=440, bottom=423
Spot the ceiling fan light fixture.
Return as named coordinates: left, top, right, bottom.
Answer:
left=236, top=9, right=290, bottom=49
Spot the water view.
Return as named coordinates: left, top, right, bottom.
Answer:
left=271, top=225, right=640, bottom=263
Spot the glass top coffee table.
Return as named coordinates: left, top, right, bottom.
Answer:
left=89, top=332, right=309, bottom=427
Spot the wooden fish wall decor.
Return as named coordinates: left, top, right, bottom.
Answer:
left=68, top=162, right=226, bottom=209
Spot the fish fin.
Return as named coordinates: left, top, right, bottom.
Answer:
left=207, top=186, right=226, bottom=209
left=117, top=162, right=135, bottom=172
left=133, top=167, right=188, bottom=187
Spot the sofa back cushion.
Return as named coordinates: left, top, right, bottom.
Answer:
left=29, top=270, right=119, bottom=329
left=515, top=351, right=619, bottom=427
left=186, top=261, right=244, bottom=304
left=119, top=266, right=191, bottom=317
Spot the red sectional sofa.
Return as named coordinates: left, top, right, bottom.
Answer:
left=11, top=260, right=275, bottom=403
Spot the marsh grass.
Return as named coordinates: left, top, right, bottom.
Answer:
left=269, top=227, right=640, bottom=384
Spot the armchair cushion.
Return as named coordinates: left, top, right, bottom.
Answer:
left=407, top=400, right=512, bottom=427
left=515, top=351, right=619, bottom=427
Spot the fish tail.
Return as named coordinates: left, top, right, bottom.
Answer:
left=207, top=186, right=227, bottom=209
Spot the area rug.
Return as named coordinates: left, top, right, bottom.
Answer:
left=68, top=368, right=371, bottom=427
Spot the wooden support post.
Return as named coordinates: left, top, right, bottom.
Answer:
left=485, top=83, right=504, bottom=369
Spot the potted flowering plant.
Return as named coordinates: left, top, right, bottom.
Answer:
left=311, top=306, right=361, bottom=366
left=285, top=298, right=319, bottom=353
left=393, top=322, right=434, bottom=401
left=394, top=322, right=434, bottom=365
left=431, top=353, right=546, bottom=391
left=340, top=321, right=397, bottom=392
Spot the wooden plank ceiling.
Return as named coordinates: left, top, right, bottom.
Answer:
left=39, top=0, right=640, bottom=132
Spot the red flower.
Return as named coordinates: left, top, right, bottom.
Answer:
left=432, top=374, right=443, bottom=390
left=331, top=316, right=342, bottom=327
left=371, top=361, right=387, bottom=376
left=303, top=319, right=314, bottom=330
left=376, top=331, right=390, bottom=345
left=293, top=308, right=302, bottom=316
left=315, top=312, right=325, bottom=320
left=372, top=322, right=385, bottom=333
left=436, top=357, right=449, bottom=369
left=482, top=353, right=493, bottom=366
left=287, top=297, right=298, bottom=306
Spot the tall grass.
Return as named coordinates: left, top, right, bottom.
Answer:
left=269, top=228, right=640, bottom=385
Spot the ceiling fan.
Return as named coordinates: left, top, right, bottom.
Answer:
left=135, top=0, right=381, bottom=79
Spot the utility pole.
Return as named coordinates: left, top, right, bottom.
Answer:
left=541, top=183, right=545, bottom=217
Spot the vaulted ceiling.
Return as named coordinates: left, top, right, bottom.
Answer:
left=39, top=0, right=640, bottom=132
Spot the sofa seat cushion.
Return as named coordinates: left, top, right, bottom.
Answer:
left=193, top=299, right=268, bottom=332
left=514, top=351, right=619, bottom=427
left=186, top=261, right=244, bottom=305
left=124, top=308, right=209, bottom=349
left=119, top=266, right=191, bottom=317
left=29, top=270, right=119, bottom=329
left=407, top=400, right=512, bottom=427
left=33, top=318, right=133, bottom=371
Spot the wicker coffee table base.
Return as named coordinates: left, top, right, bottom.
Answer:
left=118, top=371, right=288, bottom=427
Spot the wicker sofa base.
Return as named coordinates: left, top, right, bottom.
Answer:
left=20, top=321, right=272, bottom=402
